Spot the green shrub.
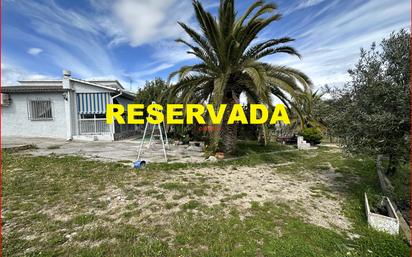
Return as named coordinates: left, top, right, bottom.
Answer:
left=299, top=127, right=322, bottom=145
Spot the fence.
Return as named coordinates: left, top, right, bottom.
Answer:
left=79, top=118, right=111, bottom=135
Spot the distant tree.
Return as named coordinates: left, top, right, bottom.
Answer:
left=290, top=88, right=325, bottom=131
left=299, top=127, right=322, bottom=145
left=237, top=104, right=259, bottom=141
left=135, top=78, right=168, bottom=107
left=321, top=29, right=410, bottom=175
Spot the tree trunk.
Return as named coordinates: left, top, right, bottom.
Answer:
left=258, top=128, right=265, bottom=145
left=220, top=95, right=238, bottom=154
left=258, top=125, right=269, bottom=146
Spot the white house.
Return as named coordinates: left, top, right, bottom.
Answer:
left=2, top=70, right=138, bottom=141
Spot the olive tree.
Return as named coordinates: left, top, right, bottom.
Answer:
left=321, top=29, right=410, bottom=175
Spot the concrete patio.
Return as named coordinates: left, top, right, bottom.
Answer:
left=2, top=137, right=206, bottom=164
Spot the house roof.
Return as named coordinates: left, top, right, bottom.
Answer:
left=86, top=80, right=124, bottom=90
left=69, top=78, right=135, bottom=100
left=2, top=86, right=69, bottom=93
left=3, top=78, right=136, bottom=100
left=17, top=80, right=63, bottom=87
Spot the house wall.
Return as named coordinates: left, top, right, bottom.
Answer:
left=70, top=80, right=116, bottom=141
left=68, top=90, right=78, bottom=136
left=2, top=78, right=135, bottom=140
left=2, top=93, right=68, bottom=138
left=71, top=81, right=114, bottom=138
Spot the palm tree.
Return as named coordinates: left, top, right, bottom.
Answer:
left=167, top=0, right=312, bottom=154
left=290, top=89, right=326, bottom=131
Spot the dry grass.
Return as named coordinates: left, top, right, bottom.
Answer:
left=2, top=145, right=409, bottom=256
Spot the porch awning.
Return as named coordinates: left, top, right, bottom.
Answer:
left=77, top=93, right=110, bottom=114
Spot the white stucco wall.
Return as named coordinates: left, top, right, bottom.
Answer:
left=2, top=93, right=68, bottom=138
left=2, top=79, right=133, bottom=140
left=71, top=81, right=114, bottom=137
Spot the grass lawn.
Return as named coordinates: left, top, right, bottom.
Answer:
left=2, top=143, right=410, bottom=256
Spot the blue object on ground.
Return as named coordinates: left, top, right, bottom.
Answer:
left=134, top=160, right=146, bottom=169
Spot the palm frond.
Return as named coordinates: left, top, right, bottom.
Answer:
left=193, top=1, right=222, bottom=60
left=242, top=37, right=295, bottom=60
left=234, top=0, right=264, bottom=30
left=253, top=46, right=301, bottom=60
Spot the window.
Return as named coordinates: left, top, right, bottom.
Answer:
left=1, top=93, right=11, bottom=106
left=80, top=114, right=106, bottom=119
left=28, top=100, right=53, bottom=120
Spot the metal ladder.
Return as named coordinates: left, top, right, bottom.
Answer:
left=137, top=102, right=169, bottom=162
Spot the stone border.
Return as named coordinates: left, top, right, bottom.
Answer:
left=376, top=155, right=411, bottom=244
left=364, top=193, right=399, bottom=235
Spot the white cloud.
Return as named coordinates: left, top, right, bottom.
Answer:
left=270, top=0, right=410, bottom=89
left=134, top=63, right=174, bottom=78
left=27, top=47, right=43, bottom=55
left=118, top=62, right=175, bottom=90
left=6, top=0, right=196, bottom=88
left=97, top=0, right=193, bottom=47
left=285, top=0, right=328, bottom=14
left=1, top=62, right=53, bottom=86
left=6, top=0, right=410, bottom=92
left=150, top=41, right=196, bottom=64
left=10, top=1, right=119, bottom=79
left=296, top=0, right=327, bottom=9
left=202, top=1, right=220, bottom=10
left=7, top=0, right=199, bottom=83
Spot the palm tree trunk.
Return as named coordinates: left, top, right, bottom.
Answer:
left=220, top=96, right=238, bottom=154
left=258, top=124, right=269, bottom=146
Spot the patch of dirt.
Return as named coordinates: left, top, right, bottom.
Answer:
left=28, top=162, right=353, bottom=236
left=179, top=164, right=352, bottom=231
left=41, top=205, right=72, bottom=222
left=96, top=186, right=130, bottom=218
left=108, top=163, right=353, bottom=231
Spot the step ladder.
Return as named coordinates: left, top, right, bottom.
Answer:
left=137, top=102, right=169, bottom=162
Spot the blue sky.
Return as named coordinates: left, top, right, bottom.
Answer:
left=2, top=0, right=410, bottom=90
